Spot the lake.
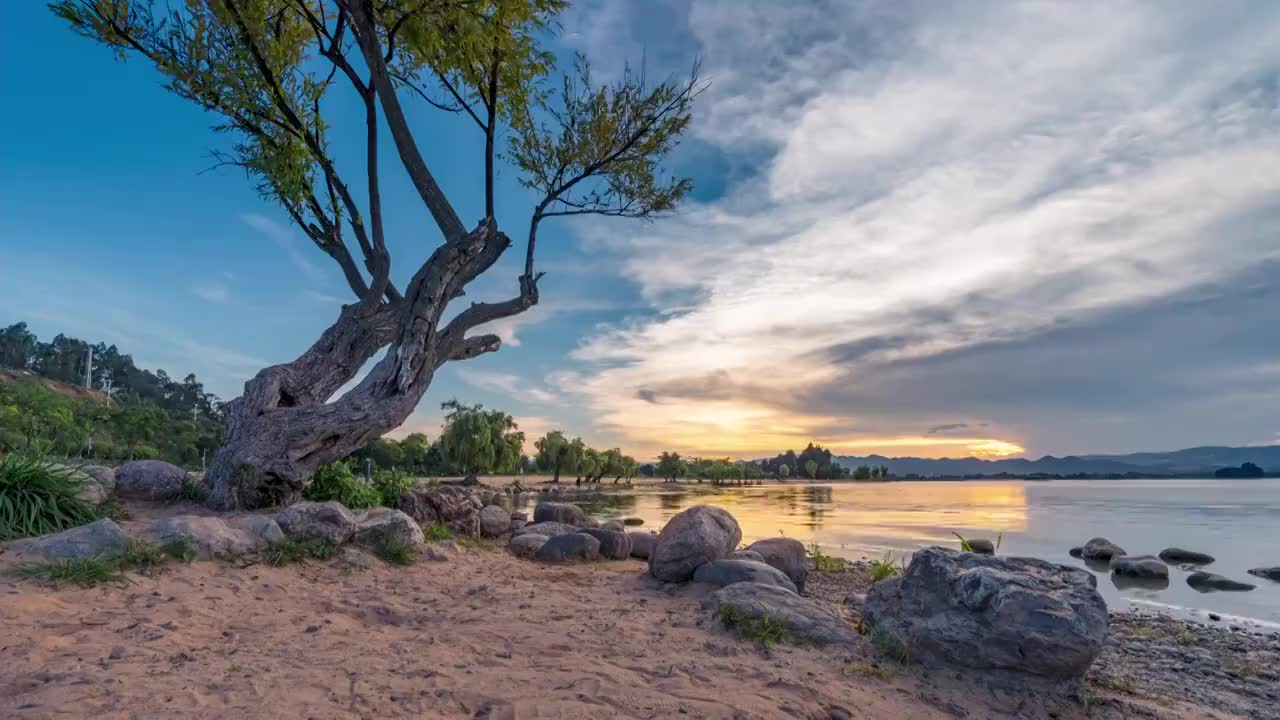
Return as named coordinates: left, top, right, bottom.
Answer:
left=530, top=478, right=1280, bottom=626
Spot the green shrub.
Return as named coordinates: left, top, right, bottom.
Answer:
left=265, top=538, right=336, bottom=566
left=870, top=552, right=901, bottom=583
left=174, top=477, right=208, bottom=504
left=161, top=533, right=199, bottom=563
left=303, top=461, right=380, bottom=509
left=14, top=556, right=127, bottom=588
left=0, top=454, right=100, bottom=541
left=871, top=628, right=911, bottom=665
left=422, top=522, right=454, bottom=542
left=808, top=543, right=849, bottom=573
left=372, top=467, right=413, bottom=508
left=120, top=539, right=168, bottom=568
left=378, top=537, right=416, bottom=566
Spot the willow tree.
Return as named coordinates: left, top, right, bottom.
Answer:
left=55, top=0, right=698, bottom=508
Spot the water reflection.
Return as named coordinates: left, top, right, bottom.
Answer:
left=1112, top=575, right=1170, bottom=592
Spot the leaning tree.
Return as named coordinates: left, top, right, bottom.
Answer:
left=55, top=0, right=698, bottom=508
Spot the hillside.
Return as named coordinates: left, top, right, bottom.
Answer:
left=834, top=445, right=1280, bottom=478
left=0, top=368, right=105, bottom=402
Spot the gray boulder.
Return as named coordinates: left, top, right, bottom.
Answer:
left=8, top=518, right=129, bottom=559
left=508, top=533, right=549, bottom=559
left=509, top=511, right=528, bottom=533
left=352, top=508, right=424, bottom=548
left=648, top=505, right=742, bottom=582
left=478, top=505, right=511, bottom=538
left=745, top=538, right=808, bottom=592
left=81, top=465, right=116, bottom=488
left=1158, top=547, right=1215, bottom=565
left=533, top=502, right=592, bottom=527
left=703, top=582, right=858, bottom=645
left=115, top=460, right=188, bottom=501
left=513, top=521, right=581, bottom=537
left=601, top=519, right=626, bottom=532
left=1247, top=567, right=1280, bottom=582
left=1068, top=546, right=1084, bottom=558
left=728, top=550, right=765, bottom=563
left=1080, top=537, right=1126, bottom=561
left=693, top=559, right=798, bottom=593
left=147, top=514, right=284, bottom=559
left=1187, top=571, right=1256, bottom=592
left=863, top=547, right=1108, bottom=680
left=534, top=532, right=601, bottom=563
left=628, top=531, right=657, bottom=559
left=398, top=485, right=484, bottom=537
left=423, top=541, right=462, bottom=562
left=577, top=528, right=632, bottom=560
left=276, top=501, right=357, bottom=545
left=965, top=538, right=996, bottom=555
left=1109, top=554, right=1169, bottom=579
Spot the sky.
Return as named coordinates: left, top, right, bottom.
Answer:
left=2, top=0, right=1279, bottom=461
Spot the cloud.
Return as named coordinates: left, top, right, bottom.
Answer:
left=556, top=0, right=1280, bottom=458
left=192, top=281, right=230, bottom=304
left=927, top=424, right=969, bottom=436
left=241, top=212, right=327, bottom=284
left=456, top=367, right=558, bottom=404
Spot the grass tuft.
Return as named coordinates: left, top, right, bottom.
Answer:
left=161, top=533, right=199, bottom=563
left=0, top=454, right=100, bottom=541
left=422, top=522, right=454, bottom=542
left=378, top=537, right=417, bottom=566
left=808, top=543, right=849, bottom=573
left=14, top=556, right=128, bottom=588
left=713, top=604, right=796, bottom=648
left=870, top=552, right=901, bottom=583
left=120, top=539, right=169, bottom=569
left=266, top=538, right=336, bottom=567
left=174, top=477, right=208, bottom=504
left=844, top=663, right=896, bottom=681
left=871, top=628, right=911, bottom=665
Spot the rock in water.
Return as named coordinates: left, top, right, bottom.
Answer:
left=7, top=518, right=130, bottom=559
left=513, top=521, right=581, bottom=538
left=508, top=533, right=550, bottom=559
left=147, top=515, right=284, bottom=559
left=115, top=460, right=189, bottom=501
left=863, top=547, right=1108, bottom=680
left=478, top=505, right=510, bottom=538
left=1109, top=554, right=1169, bottom=579
left=577, top=528, right=632, bottom=560
left=628, top=531, right=657, bottom=559
left=1187, top=571, right=1256, bottom=592
left=1158, top=547, right=1215, bottom=565
left=532, top=502, right=592, bottom=527
left=965, top=538, right=996, bottom=555
left=693, top=559, right=798, bottom=593
left=622, top=517, right=645, bottom=526
left=1247, top=567, right=1280, bottom=582
left=1080, top=537, right=1126, bottom=561
left=1068, top=546, right=1084, bottom=558
left=703, top=582, right=858, bottom=645
left=648, top=505, right=742, bottom=582
left=352, top=508, right=424, bottom=548
left=276, top=501, right=357, bottom=545
left=533, top=533, right=601, bottom=563
left=745, top=538, right=808, bottom=592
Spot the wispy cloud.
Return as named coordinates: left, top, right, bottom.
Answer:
left=241, top=212, right=327, bottom=284
left=192, top=281, right=230, bottom=304
left=456, top=367, right=558, bottom=404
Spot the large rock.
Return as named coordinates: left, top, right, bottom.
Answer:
left=80, top=465, right=116, bottom=488
left=1187, top=571, right=1256, bottom=592
left=703, top=582, right=858, bottom=645
left=728, top=550, right=765, bottom=563
left=398, top=485, right=484, bottom=537
left=147, top=514, right=284, bottom=559
left=53, top=464, right=114, bottom=505
left=965, top=539, right=996, bottom=555
left=863, top=547, right=1108, bottom=680
left=1158, top=547, right=1215, bottom=565
left=508, top=533, right=549, bottom=559
left=601, top=520, right=626, bottom=532
left=648, top=505, right=741, bottom=582
left=478, top=505, right=510, bottom=538
left=352, top=508, right=424, bottom=549
left=1247, top=567, right=1280, bottom=582
left=693, top=559, right=798, bottom=593
left=509, top=511, right=528, bottom=533
left=115, top=460, right=188, bottom=501
left=513, top=521, right=581, bottom=538
left=745, top=538, right=808, bottom=593
left=577, top=528, right=632, bottom=560
left=1109, top=554, right=1169, bottom=579
left=628, top=531, right=657, bottom=559
left=533, top=502, right=592, bottom=527
left=276, top=501, right=357, bottom=545
left=534, top=533, right=601, bottom=563
left=1080, top=537, right=1126, bottom=561
left=8, top=518, right=129, bottom=559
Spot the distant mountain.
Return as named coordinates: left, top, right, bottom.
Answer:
left=833, top=445, right=1280, bottom=478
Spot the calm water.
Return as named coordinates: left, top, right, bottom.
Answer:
left=527, top=479, right=1280, bottom=625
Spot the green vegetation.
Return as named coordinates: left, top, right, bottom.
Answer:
left=438, top=401, right=524, bottom=483
left=303, top=460, right=381, bottom=509
left=0, top=454, right=100, bottom=541
left=808, top=543, right=849, bottom=573
left=423, top=522, right=455, bottom=542
left=844, top=663, right=896, bottom=681
left=870, top=552, right=901, bottom=583
left=266, top=539, right=336, bottom=567
left=871, top=628, right=912, bottom=665
left=712, top=604, right=797, bottom=648
left=952, top=531, right=1003, bottom=553
left=174, top=476, right=209, bottom=504
left=378, top=537, right=417, bottom=566
left=852, top=464, right=892, bottom=480
left=13, top=556, right=128, bottom=588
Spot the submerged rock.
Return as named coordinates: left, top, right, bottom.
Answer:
left=1110, top=554, right=1169, bottom=579
left=693, top=559, right=798, bottom=594
left=508, top=533, right=549, bottom=559
left=1158, top=547, right=1215, bottom=565
left=276, top=501, right=357, bottom=545
left=577, top=528, right=632, bottom=560
left=745, top=538, right=808, bottom=592
left=1080, top=537, right=1127, bottom=561
left=703, top=582, right=858, bottom=645
left=1247, top=567, right=1280, bottom=582
left=648, top=505, right=742, bottom=582
left=115, top=460, right=188, bottom=501
left=965, top=538, right=996, bottom=555
left=863, top=547, right=1108, bottom=680
left=7, top=518, right=129, bottom=559
left=478, top=505, right=510, bottom=538
left=1187, top=571, right=1256, bottom=593
left=628, top=531, right=657, bottom=559
left=534, top=533, right=600, bottom=563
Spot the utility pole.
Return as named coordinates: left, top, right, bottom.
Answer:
left=83, top=346, right=93, bottom=388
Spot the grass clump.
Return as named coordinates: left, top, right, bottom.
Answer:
left=870, top=552, right=902, bottom=583
left=953, top=531, right=1003, bottom=553
left=0, top=454, right=100, bottom=541
left=13, top=556, right=127, bottom=588
left=303, top=461, right=380, bottom=509
left=808, top=543, right=849, bottom=573
left=266, top=538, right=336, bottom=566
left=120, top=538, right=169, bottom=568
left=713, top=604, right=794, bottom=648
left=160, top=533, right=199, bottom=563
left=871, top=628, right=911, bottom=665
left=844, top=663, right=895, bottom=681
left=378, top=537, right=417, bottom=566
left=174, top=477, right=208, bottom=504
left=422, top=522, right=454, bottom=542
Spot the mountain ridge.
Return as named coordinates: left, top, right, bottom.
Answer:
left=833, top=444, right=1280, bottom=477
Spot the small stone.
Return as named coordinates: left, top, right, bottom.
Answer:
left=1081, top=537, right=1126, bottom=561
left=304, top=625, right=320, bottom=633
left=108, top=646, right=127, bottom=660
left=1158, top=547, right=1215, bottom=565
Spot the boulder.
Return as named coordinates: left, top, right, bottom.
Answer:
left=513, top=521, right=581, bottom=538
left=276, top=501, right=357, bottom=545
left=115, top=460, right=188, bottom=501
left=745, top=538, right=808, bottom=592
left=147, top=514, right=284, bottom=559
left=1068, top=546, right=1084, bottom=558
left=1080, top=537, right=1126, bottom=561
left=1158, top=548, right=1215, bottom=565
left=1247, top=567, right=1280, bottom=582
left=693, top=559, right=798, bottom=593
left=479, top=505, right=511, bottom=538
left=628, top=531, right=657, bottom=559
left=648, top=505, right=741, bottom=582
left=398, top=485, right=484, bottom=537
left=1187, top=571, right=1256, bottom=593
left=965, top=539, right=996, bottom=555
left=534, top=533, right=601, bottom=563
left=601, top=520, right=626, bottom=532
left=703, top=582, right=858, bottom=645
left=8, top=518, right=129, bottom=559
left=80, top=465, right=116, bottom=488
left=423, top=541, right=462, bottom=562
left=863, top=547, right=1108, bottom=680
left=508, top=533, right=550, bottom=559
left=728, top=550, right=765, bottom=563
left=533, top=502, right=592, bottom=527
left=352, top=508, right=424, bottom=549
left=57, top=464, right=114, bottom=505
left=509, top=511, right=528, bottom=533
left=577, top=528, right=632, bottom=560
left=1109, top=554, right=1169, bottom=579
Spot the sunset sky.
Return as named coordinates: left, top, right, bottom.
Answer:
left=3, top=1, right=1279, bottom=460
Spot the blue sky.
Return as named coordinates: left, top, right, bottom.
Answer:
left=3, top=1, right=1280, bottom=460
